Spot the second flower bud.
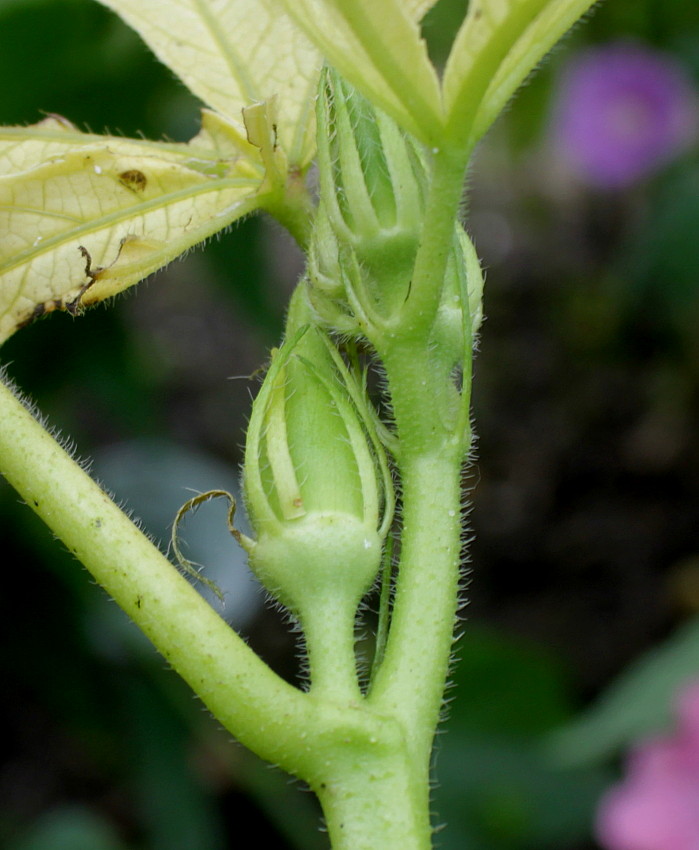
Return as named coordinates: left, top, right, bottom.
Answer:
left=241, top=292, right=393, bottom=620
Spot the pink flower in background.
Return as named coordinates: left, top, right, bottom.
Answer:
left=596, top=680, right=699, bottom=850
left=552, top=42, right=698, bottom=188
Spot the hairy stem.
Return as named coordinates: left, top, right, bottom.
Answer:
left=397, top=146, right=470, bottom=337
left=0, top=377, right=315, bottom=774
left=368, top=443, right=465, bottom=768
left=314, top=737, right=432, bottom=850
left=364, top=141, right=473, bottom=793
left=304, top=592, right=363, bottom=701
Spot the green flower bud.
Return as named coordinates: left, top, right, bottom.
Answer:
left=432, top=226, right=484, bottom=363
left=422, top=226, right=485, bottom=439
left=242, top=296, right=392, bottom=618
left=310, top=67, right=427, bottom=325
left=307, top=203, right=372, bottom=335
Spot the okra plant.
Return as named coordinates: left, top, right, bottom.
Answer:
left=0, top=1, right=600, bottom=847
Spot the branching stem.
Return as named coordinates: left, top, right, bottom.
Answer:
left=0, top=378, right=312, bottom=773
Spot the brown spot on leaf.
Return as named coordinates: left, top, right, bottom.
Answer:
left=119, top=169, right=147, bottom=192
left=15, top=299, right=61, bottom=330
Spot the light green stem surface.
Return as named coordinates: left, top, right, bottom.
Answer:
left=369, top=450, right=464, bottom=763
left=399, top=146, right=470, bottom=336
left=0, top=379, right=312, bottom=773
left=360, top=141, right=473, bottom=817
left=314, top=737, right=432, bottom=850
left=304, top=592, right=363, bottom=701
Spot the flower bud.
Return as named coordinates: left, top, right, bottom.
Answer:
left=242, top=294, right=392, bottom=616
left=432, top=225, right=484, bottom=363
left=310, top=68, right=427, bottom=325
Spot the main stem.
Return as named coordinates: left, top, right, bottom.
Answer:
left=367, top=143, right=472, bottom=791
left=314, top=739, right=432, bottom=850
left=368, top=377, right=466, bottom=766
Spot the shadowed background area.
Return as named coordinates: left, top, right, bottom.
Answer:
left=1, top=1, right=698, bottom=848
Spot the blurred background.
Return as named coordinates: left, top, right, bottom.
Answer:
left=1, top=0, right=698, bottom=848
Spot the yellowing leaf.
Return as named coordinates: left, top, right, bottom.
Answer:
left=0, top=118, right=264, bottom=345
left=95, top=0, right=322, bottom=167
left=0, top=111, right=260, bottom=178
left=0, top=116, right=89, bottom=175
left=471, top=0, right=600, bottom=141
left=272, top=0, right=444, bottom=144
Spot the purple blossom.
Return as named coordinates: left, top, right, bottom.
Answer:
left=596, top=680, right=699, bottom=850
left=552, top=42, right=698, bottom=189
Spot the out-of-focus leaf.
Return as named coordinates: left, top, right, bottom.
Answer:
left=95, top=0, right=322, bottom=166
left=447, top=627, right=571, bottom=736
left=435, top=734, right=609, bottom=850
left=124, top=677, right=226, bottom=850
left=8, top=807, right=126, bottom=850
left=0, top=0, right=47, bottom=11
left=443, top=0, right=598, bottom=146
left=435, top=627, right=609, bottom=849
left=547, top=615, right=699, bottom=767
left=624, top=165, right=699, bottom=321
left=273, top=0, right=443, bottom=144
left=0, top=113, right=264, bottom=345
left=236, top=750, right=328, bottom=850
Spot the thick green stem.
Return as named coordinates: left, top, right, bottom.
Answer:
left=364, top=142, right=473, bottom=784
left=317, top=764, right=431, bottom=850
left=312, top=720, right=432, bottom=850
left=368, top=446, right=464, bottom=767
left=0, top=378, right=315, bottom=774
